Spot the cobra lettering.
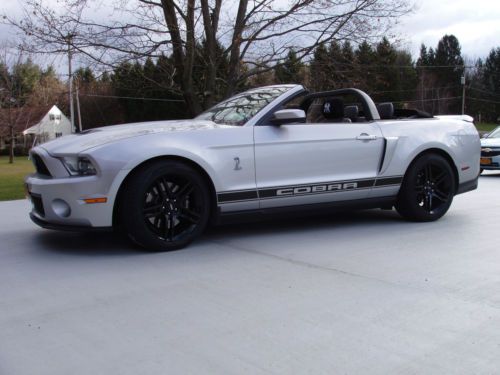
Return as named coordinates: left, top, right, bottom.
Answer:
left=276, top=182, right=358, bottom=196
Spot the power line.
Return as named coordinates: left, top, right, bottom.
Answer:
left=371, top=86, right=461, bottom=94
left=467, top=87, right=500, bottom=99
left=80, top=93, right=185, bottom=102
left=468, top=97, right=500, bottom=105
left=391, top=96, right=462, bottom=105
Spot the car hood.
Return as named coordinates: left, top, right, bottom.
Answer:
left=40, top=119, right=229, bottom=155
left=480, top=138, right=500, bottom=148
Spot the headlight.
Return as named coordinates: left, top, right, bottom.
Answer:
left=59, top=156, right=97, bottom=176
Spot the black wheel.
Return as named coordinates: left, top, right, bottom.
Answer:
left=396, top=153, right=456, bottom=222
left=120, top=160, right=211, bottom=251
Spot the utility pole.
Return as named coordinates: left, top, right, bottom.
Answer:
left=461, top=74, right=466, bottom=115
left=67, top=34, right=75, bottom=133
left=76, top=83, right=82, bottom=132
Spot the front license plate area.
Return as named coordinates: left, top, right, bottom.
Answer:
left=480, top=157, right=492, bottom=165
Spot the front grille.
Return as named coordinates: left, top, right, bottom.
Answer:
left=481, top=147, right=500, bottom=157
left=31, top=153, right=52, bottom=177
left=30, top=194, right=45, bottom=217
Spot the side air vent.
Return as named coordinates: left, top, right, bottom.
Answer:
left=31, top=153, right=52, bottom=177
left=30, top=193, right=45, bottom=217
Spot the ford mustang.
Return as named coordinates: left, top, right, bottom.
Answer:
left=25, top=85, right=480, bottom=251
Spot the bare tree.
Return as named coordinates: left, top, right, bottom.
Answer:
left=4, top=0, right=412, bottom=115
left=0, top=46, right=30, bottom=163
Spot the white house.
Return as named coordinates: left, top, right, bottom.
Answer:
left=23, top=105, right=73, bottom=145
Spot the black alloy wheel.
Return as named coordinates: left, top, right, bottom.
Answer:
left=143, top=175, right=202, bottom=243
left=396, top=153, right=456, bottom=221
left=120, top=160, right=210, bottom=251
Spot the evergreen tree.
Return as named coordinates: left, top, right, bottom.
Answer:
left=434, top=34, right=464, bottom=87
left=326, top=41, right=343, bottom=87
left=354, top=41, right=376, bottom=92
left=416, top=44, right=429, bottom=67
left=483, top=48, right=500, bottom=96
left=275, top=49, right=304, bottom=84
left=310, top=44, right=331, bottom=91
left=481, top=48, right=500, bottom=121
left=11, top=58, right=43, bottom=104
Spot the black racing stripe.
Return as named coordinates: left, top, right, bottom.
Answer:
left=258, top=186, right=376, bottom=200
left=218, top=176, right=403, bottom=204
left=374, top=176, right=403, bottom=186
left=217, top=190, right=258, bottom=203
left=259, top=179, right=375, bottom=198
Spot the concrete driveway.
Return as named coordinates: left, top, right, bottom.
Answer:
left=1, top=173, right=500, bottom=374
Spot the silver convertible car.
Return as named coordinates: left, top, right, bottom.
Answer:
left=25, top=85, right=480, bottom=251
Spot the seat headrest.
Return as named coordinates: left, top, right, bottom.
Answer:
left=377, top=102, right=394, bottom=120
left=322, top=98, right=345, bottom=119
left=344, top=105, right=359, bottom=122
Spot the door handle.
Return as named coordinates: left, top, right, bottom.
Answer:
left=356, top=133, right=378, bottom=141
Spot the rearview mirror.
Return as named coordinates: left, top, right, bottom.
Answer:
left=270, top=109, right=306, bottom=126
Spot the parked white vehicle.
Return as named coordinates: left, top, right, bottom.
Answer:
left=480, top=126, right=500, bottom=172
left=25, top=85, right=480, bottom=251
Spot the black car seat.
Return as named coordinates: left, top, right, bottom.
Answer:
left=377, top=102, right=394, bottom=120
left=321, top=98, right=351, bottom=123
left=344, top=105, right=359, bottom=122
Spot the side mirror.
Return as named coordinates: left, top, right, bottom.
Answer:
left=270, top=109, right=306, bottom=126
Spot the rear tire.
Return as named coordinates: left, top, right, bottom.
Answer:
left=119, top=160, right=211, bottom=251
left=396, top=153, right=456, bottom=222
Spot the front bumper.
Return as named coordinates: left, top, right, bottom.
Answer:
left=480, top=150, right=500, bottom=170
left=26, top=173, right=116, bottom=228
left=25, top=149, right=128, bottom=229
left=29, top=212, right=111, bottom=232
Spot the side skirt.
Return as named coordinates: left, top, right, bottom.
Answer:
left=456, top=178, right=478, bottom=195
left=214, top=196, right=397, bottom=225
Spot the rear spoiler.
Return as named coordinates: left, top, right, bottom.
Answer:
left=435, top=115, right=474, bottom=123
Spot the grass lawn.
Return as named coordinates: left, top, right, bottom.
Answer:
left=0, top=156, right=34, bottom=201
left=475, top=123, right=498, bottom=133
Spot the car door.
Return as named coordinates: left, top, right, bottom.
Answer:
left=253, top=121, right=384, bottom=209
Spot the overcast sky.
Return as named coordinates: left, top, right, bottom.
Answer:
left=1, top=0, right=499, bottom=65
left=398, top=0, right=500, bottom=59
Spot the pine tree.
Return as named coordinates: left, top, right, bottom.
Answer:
left=310, top=44, right=331, bottom=91
left=275, top=49, right=304, bottom=84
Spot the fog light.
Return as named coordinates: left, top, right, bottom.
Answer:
left=52, top=199, right=71, bottom=218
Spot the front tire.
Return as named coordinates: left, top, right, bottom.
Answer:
left=120, top=160, right=211, bottom=251
left=396, top=153, right=456, bottom=222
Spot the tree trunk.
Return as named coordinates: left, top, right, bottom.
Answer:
left=226, top=0, right=248, bottom=96
left=200, top=0, right=221, bottom=109
left=9, top=124, right=14, bottom=164
left=160, top=0, right=202, bottom=116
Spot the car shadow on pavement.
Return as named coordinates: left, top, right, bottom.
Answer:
left=33, top=209, right=404, bottom=256
left=36, top=230, right=143, bottom=256
left=205, top=208, right=403, bottom=238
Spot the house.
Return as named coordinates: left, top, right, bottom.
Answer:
left=23, top=105, right=73, bottom=145
left=0, top=105, right=73, bottom=152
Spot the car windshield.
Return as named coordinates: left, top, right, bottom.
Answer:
left=196, top=86, right=294, bottom=125
left=487, top=127, right=500, bottom=138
